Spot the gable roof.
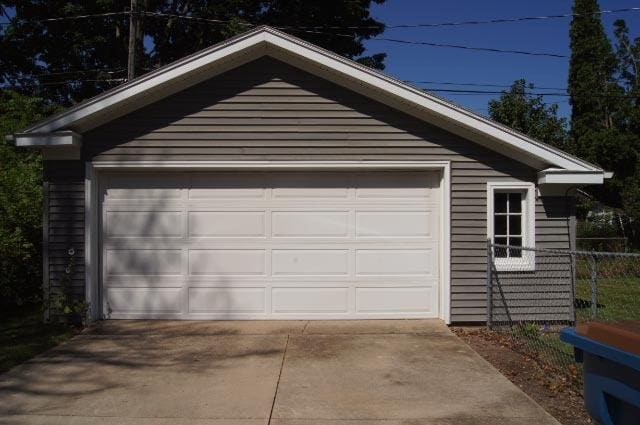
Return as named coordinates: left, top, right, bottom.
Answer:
left=12, top=26, right=604, bottom=184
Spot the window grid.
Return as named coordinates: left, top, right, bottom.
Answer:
left=494, top=192, right=523, bottom=258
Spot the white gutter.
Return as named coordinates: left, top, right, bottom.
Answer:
left=537, top=168, right=606, bottom=185
left=14, top=130, right=82, bottom=147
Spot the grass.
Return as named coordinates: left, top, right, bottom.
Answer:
left=505, top=270, right=640, bottom=387
left=0, top=308, right=79, bottom=374
left=575, top=277, right=640, bottom=322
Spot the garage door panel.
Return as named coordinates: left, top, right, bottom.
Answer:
left=188, top=211, right=266, bottom=237
left=188, top=173, right=266, bottom=199
left=355, top=172, right=438, bottom=200
left=271, top=172, right=350, bottom=199
left=107, top=288, right=182, bottom=314
left=106, top=249, right=183, bottom=276
left=272, top=211, right=349, bottom=238
left=356, top=286, right=436, bottom=314
left=189, top=249, right=266, bottom=275
left=272, top=249, right=349, bottom=276
left=356, top=249, right=436, bottom=276
left=105, top=277, right=184, bottom=287
left=101, top=170, right=440, bottom=319
left=106, top=211, right=183, bottom=238
left=272, top=287, right=349, bottom=313
left=104, top=174, right=183, bottom=200
left=188, top=287, right=266, bottom=313
left=356, top=210, right=435, bottom=238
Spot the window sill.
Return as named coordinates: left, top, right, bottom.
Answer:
left=493, top=258, right=536, bottom=272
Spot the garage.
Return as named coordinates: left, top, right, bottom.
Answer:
left=100, top=170, right=441, bottom=319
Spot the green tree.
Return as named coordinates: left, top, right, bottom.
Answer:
left=0, top=1, right=132, bottom=105
left=0, top=1, right=387, bottom=105
left=612, top=19, right=640, bottom=244
left=568, top=0, right=638, bottom=213
left=0, top=90, right=60, bottom=310
left=568, top=0, right=621, bottom=150
left=488, top=79, right=568, bottom=149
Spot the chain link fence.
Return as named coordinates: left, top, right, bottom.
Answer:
left=487, top=241, right=640, bottom=387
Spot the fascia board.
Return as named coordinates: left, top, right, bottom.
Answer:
left=15, top=131, right=82, bottom=147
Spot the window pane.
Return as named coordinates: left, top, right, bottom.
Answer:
left=495, top=193, right=508, bottom=213
left=494, top=215, right=507, bottom=235
left=509, top=193, right=522, bottom=213
left=509, top=215, right=522, bottom=235
left=508, top=237, right=523, bottom=258
left=494, top=237, right=507, bottom=257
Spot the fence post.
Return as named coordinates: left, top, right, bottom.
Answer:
left=570, top=252, right=577, bottom=325
left=590, top=253, right=598, bottom=320
left=486, top=239, right=493, bottom=329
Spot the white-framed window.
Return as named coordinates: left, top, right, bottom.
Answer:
left=487, top=182, right=536, bottom=271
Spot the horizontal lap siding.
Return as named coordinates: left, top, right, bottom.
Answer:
left=80, top=56, right=571, bottom=323
left=43, top=161, right=85, bottom=303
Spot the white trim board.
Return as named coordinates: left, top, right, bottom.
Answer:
left=15, top=26, right=602, bottom=181
left=86, top=160, right=452, bottom=324
left=15, top=130, right=81, bottom=147
left=486, top=181, right=536, bottom=272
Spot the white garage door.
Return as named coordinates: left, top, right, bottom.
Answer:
left=100, top=171, right=440, bottom=319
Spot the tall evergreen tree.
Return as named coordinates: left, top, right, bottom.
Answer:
left=568, top=0, right=635, bottom=209
left=568, top=0, right=620, bottom=154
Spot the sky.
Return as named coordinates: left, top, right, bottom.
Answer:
left=362, top=0, right=640, bottom=118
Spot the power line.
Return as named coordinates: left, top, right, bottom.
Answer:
left=138, top=11, right=253, bottom=27
left=384, top=7, right=640, bottom=29
left=406, top=80, right=568, bottom=91
left=34, top=68, right=126, bottom=77
left=370, top=38, right=567, bottom=58
left=2, top=6, right=639, bottom=29
left=421, top=88, right=639, bottom=98
left=3, top=78, right=126, bottom=88
left=137, top=12, right=571, bottom=58
left=4, top=79, right=637, bottom=100
left=0, top=11, right=127, bottom=25
left=104, top=7, right=640, bottom=30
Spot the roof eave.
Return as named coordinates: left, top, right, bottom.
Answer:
left=537, top=168, right=607, bottom=185
left=14, top=130, right=82, bottom=147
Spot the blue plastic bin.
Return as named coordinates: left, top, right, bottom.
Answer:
left=560, top=327, right=640, bottom=425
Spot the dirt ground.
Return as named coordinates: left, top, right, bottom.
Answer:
left=453, top=327, right=593, bottom=425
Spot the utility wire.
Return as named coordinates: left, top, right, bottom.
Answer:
left=4, top=9, right=636, bottom=58
left=7, top=78, right=126, bottom=87
left=0, top=11, right=128, bottom=25
left=421, top=88, right=639, bottom=98
left=4, top=78, right=638, bottom=99
left=370, top=38, right=567, bottom=57
left=384, top=7, right=640, bottom=29
left=138, top=12, right=570, bottom=58
left=1, top=6, right=639, bottom=28
left=33, top=68, right=126, bottom=77
left=406, top=80, right=568, bottom=91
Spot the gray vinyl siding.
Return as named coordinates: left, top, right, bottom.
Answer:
left=43, top=56, right=574, bottom=323
left=489, top=197, right=575, bottom=324
left=43, top=162, right=85, bottom=304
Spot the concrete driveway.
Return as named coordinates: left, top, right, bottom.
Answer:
left=0, top=320, right=559, bottom=425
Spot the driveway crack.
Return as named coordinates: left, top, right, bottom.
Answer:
left=268, top=333, right=289, bottom=425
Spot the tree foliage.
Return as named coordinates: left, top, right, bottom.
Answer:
left=568, top=0, right=640, bottom=244
left=0, top=0, right=387, bottom=105
left=568, top=0, right=620, bottom=145
left=0, top=91, right=60, bottom=309
left=488, top=79, right=568, bottom=149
